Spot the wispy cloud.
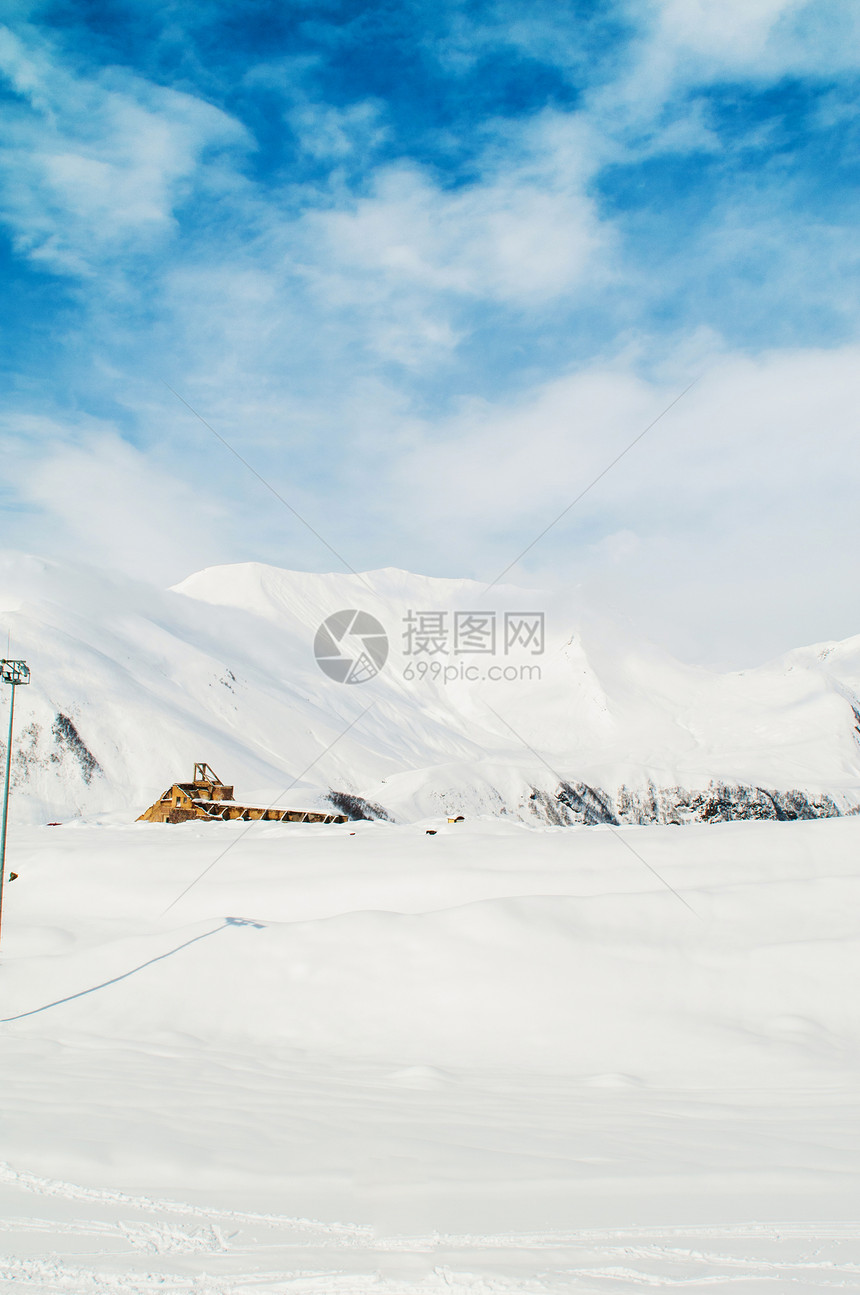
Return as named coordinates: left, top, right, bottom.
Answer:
left=0, top=2, right=858, bottom=665
left=0, top=23, right=247, bottom=276
left=0, top=414, right=230, bottom=581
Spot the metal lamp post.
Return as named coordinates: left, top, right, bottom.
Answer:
left=0, top=659, right=30, bottom=949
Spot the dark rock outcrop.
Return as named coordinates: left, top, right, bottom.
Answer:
left=525, top=779, right=842, bottom=826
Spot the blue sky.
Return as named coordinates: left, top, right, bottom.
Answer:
left=1, top=0, right=860, bottom=664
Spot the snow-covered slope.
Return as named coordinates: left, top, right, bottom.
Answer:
left=4, top=813, right=860, bottom=1285
left=1, top=551, right=860, bottom=824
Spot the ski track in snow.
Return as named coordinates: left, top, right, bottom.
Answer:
left=2, top=1165, right=860, bottom=1291
left=0, top=1163, right=371, bottom=1237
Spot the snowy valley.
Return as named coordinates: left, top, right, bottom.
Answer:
left=2, top=551, right=860, bottom=829
left=3, top=554, right=860, bottom=1292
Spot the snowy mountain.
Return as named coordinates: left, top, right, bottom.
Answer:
left=1, top=551, right=860, bottom=825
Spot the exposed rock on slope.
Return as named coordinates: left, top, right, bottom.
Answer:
left=528, top=781, right=843, bottom=827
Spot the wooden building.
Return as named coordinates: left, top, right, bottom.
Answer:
left=138, top=763, right=347, bottom=825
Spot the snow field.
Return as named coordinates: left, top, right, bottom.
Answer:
left=1, top=815, right=860, bottom=1289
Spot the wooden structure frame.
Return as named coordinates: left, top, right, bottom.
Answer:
left=137, top=764, right=347, bottom=825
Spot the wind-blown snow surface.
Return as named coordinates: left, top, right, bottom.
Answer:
left=2, top=814, right=860, bottom=1291
left=1, top=551, right=860, bottom=825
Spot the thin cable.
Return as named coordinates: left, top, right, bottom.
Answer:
left=483, top=377, right=699, bottom=594
left=1, top=924, right=230, bottom=1022
left=163, top=382, right=371, bottom=588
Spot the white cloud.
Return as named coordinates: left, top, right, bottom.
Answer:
left=0, top=24, right=248, bottom=275
left=5, top=341, right=858, bottom=667
left=0, top=6, right=858, bottom=671
left=377, top=342, right=860, bottom=665
left=305, top=113, right=605, bottom=310
left=654, top=0, right=807, bottom=65
left=580, top=0, right=860, bottom=158
left=667, top=0, right=857, bottom=97
left=387, top=367, right=659, bottom=535
left=287, top=98, right=389, bottom=161
left=0, top=418, right=230, bottom=583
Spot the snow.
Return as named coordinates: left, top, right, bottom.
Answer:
left=2, top=554, right=860, bottom=1289
left=2, top=812, right=860, bottom=1289
left=2, top=552, right=860, bottom=826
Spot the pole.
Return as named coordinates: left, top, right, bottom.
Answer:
left=0, top=680, right=15, bottom=949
